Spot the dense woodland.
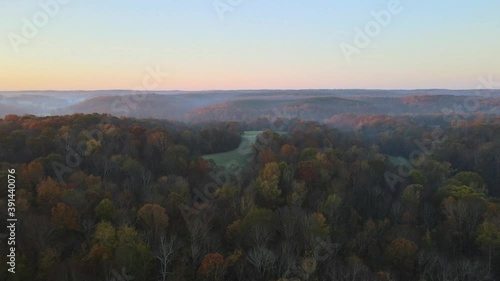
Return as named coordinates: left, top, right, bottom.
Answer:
left=1, top=113, right=499, bottom=281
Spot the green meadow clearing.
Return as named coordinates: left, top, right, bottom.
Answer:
left=202, top=131, right=262, bottom=169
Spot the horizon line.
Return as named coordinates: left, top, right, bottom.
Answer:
left=0, top=88, right=496, bottom=93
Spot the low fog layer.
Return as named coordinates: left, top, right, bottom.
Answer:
left=1, top=90, right=499, bottom=122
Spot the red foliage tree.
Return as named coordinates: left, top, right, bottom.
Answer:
left=197, top=253, right=227, bottom=281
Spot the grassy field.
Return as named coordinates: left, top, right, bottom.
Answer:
left=202, top=131, right=262, bottom=169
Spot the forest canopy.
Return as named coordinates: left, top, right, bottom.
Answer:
left=0, top=113, right=499, bottom=281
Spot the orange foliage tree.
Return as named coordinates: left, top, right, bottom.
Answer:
left=51, top=203, right=79, bottom=230
left=197, top=253, right=227, bottom=281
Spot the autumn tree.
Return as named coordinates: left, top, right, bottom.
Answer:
left=256, top=162, right=281, bottom=202
left=51, top=203, right=79, bottom=230
left=19, top=161, right=45, bottom=191
left=258, top=148, right=275, bottom=168
left=197, top=253, right=227, bottom=281
left=147, top=131, right=170, bottom=157
left=87, top=221, right=117, bottom=265
left=87, top=222, right=152, bottom=279
left=137, top=204, right=169, bottom=244
left=280, top=144, right=299, bottom=164
left=384, top=238, right=418, bottom=274
left=37, top=177, right=63, bottom=209
left=296, top=160, right=321, bottom=187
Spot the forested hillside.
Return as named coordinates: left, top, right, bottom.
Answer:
left=2, top=90, right=500, bottom=121
left=0, top=113, right=499, bottom=281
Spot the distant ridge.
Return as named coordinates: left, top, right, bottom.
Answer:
left=2, top=89, right=500, bottom=120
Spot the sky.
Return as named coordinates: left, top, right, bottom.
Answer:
left=0, top=0, right=499, bottom=91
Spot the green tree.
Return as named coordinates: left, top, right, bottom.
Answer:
left=88, top=221, right=117, bottom=262
left=476, top=222, right=500, bottom=272
left=320, top=194, right=342, bottom=224
left=442, top=195, right=487, bottom=253
left=450, top=171, right=487, bottom=193
left=38, top=248, right=59, bottom=280
left=114, top=226, right=153, bottom=280
left=436, top=185, right=485, bottom=202
left=95, top=198, right=115, bottom=221
left=308, top=212, right=329, bottom=238
left=240, top=207, right=275, bottom=244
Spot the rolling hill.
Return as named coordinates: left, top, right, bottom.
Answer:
left=2, top=89, right=500, bottom=123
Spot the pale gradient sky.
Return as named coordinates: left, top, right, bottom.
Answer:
left=1, top=0, right=499, bottom=91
